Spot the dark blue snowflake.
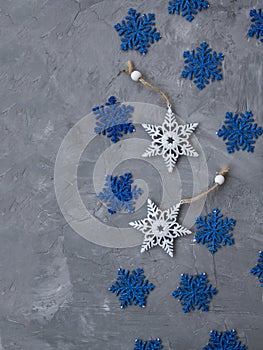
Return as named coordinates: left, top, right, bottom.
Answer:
left=114, top=8, right=161, bottom=55
left=203, top=329, right=247, bottom=350
left=168, top=0, right=210, bottom=22
left=194, top=209, right=236, bottom=254
left=172, top=273, right=217, bottom=313
left=93, top=96, right=135, bottom=143
left=248, top=8, right=263, bottom=42
left=251, top=251, right=263, bottom=287
left=109, top=268, right=155, bottom=309
left=134, top=338, right=163, bottom=350
left=98, top=172, right=143, bottom=215
left=217, top=111, right=263, bottom=154
left=182, top=42, right=224, bottom=90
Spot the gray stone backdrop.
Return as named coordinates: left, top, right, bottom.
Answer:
left=0, top=0, right=262, bottom=349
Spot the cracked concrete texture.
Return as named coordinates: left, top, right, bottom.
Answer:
left=0, top=0, right=262, bottom=349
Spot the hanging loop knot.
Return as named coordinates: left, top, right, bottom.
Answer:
left=121, top=60, right=171, bottom=107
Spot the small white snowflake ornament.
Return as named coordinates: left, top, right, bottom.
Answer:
left=142, top=106, right=198, bottom=172
left=129, top=199, right=192, bottom=257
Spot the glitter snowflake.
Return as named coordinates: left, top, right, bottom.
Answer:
left=142, top=106, right=198, bottom=173
left=194, top=209, right=236, bottom=255
left=182, top=42, right=224, bottom=90
left=93, top=96, right=135, bottom=143
left=217, top=111, right=263, bottom=154
left=114, top=8, right=161, bottom=55
left=203, top=329, right=247, bottom=350
left=168, top=0, right=210, bottom=22
left=129, top=199, right=192, bottom=257
left=97, top=172, right=142, bottom=215
left=172, top=273, right=217, bottom=313
left=109, top=268, right=155, bottom=308
left=251, top=251, right=263, bottom=287
left=248, top=9, right=263, bottom=42
left=134, top=338, right=163, bottom=350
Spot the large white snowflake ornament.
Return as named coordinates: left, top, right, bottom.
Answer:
left=142, top=106, right=198, bottom=172
left=129, top=199, right=192, bottom=257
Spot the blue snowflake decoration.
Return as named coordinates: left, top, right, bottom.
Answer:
left=114, top=8, right=161, bottom=55
left=168, top=0, right=210, bottom=22
left=194, top=209, right=236, bottom=254
left=217, top=111, right=263, bottom=154
left=109, top=268, right=155, bottom=309
left=134, top=338, right=163, bottom=350
left=248, top=9, right=263, bottom=42
left=98, top=172, right=143, bottom=215
left=172, top=273, right=217, bottom=313
left=93, top=96, right=135, bottom=143
left=251, top=251, right=263, bottom=287
left=203, top=329, right=247, bottom=350
left=182, top=42, right=224, bottom=90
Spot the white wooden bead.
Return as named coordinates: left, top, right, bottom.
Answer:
left=215, top=174, right=225, bottom=185
left=131, top=71, right=142, bottom=82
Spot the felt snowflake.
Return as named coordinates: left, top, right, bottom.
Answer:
left=142, top=106, right=198, bottom=173
left=98, top=173, right=142, bottom=215
left=114, top=8, right=161, bottom=55
left=109, top=268, right=155, bottom=308
left=217, top=111, right=263, bottom=154
left=93, top=96, right=135, bottom=143
left=168, top=0, right=210, bottom=22
left=194, top=208, right=236, bottom=255
left=129, top=199, right=192, bottom=257
left=250, top=251, right=263, bottom=287
left=182, top=42, right=224, bottom=90
left=248, top=9, right=263, bottom=42
left=172, top=273, right=217, bottom=313
left=203, top=329, right=247, bottom=350
left=134, top=338, right=163, bottom=350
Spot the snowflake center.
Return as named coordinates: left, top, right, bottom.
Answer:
left=152, top=220, right=168, bottom=236
left=162, top=132, right=180, bottom=148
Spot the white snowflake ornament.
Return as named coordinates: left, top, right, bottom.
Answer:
left=142, top=106, right=199, bottom=172
left=129, top=199, right=192, bottom=257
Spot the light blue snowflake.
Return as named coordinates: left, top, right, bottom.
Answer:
left=203, top=329, right=247, bottom=350
left=97, top=172, right=143, bottom=215
left=194, top=209, right=236, bottom=254
left=251, top=251, right=263, bottom=287
left=93, top=96, right=135, bottom=143
left=248, top=9, right=263, bottom=42
left=172, top=273, right=217, bottom=313
left=168, top=0, right=210, bottom=22
left=109, top=268, right=155, bottom=309
left=217, top=111, right=263, bottom=154
left=114, top=8, right=161, bottom=55
left=134, top=338, right=163, bottom=350
left=182, top=42, right=224, bottom=90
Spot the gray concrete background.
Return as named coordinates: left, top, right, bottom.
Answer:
left=0, top=0, right=263, bottom=349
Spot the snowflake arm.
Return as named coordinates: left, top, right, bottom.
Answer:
left=93, top=96, right=135, bottom=143
left=194, top=208, right=236, bottom=254
left=203, top=329, right=247, bottom=350
left=250, top=251, right=263, bottom=287
left=109, top=268, right=155, bottom=308
left=134, top=338, right=163, bottom=350
left=97, top=173, right=143, bottom=214
left=114, top=8, right=161, bottom=55
left=248, top=8, right=263, bottom=42
left=168, top=0, right=210, bottom=22
left=172, top=273, right=217, bottom=313
left=217, top=111, right=263, bottom=153
left=182, top=42, right=224, bottom=90
left=142, top=106, right=198, bottom=172
left=129, top=199, right=192, bottom=257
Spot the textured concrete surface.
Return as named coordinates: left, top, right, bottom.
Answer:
left=0, top=1, right=263, bottom=349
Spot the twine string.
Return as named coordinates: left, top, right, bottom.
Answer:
left=180, top=167, right=229, bottom=205
left=121, top=60, right=171, bottom=107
